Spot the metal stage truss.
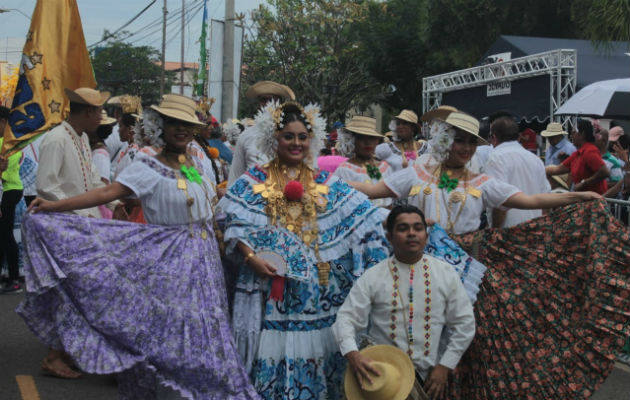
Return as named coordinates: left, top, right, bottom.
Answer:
left=422, top=49, right=577, bottom=126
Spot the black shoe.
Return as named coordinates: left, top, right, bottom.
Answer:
left=1, top=281, right=23, bottom=294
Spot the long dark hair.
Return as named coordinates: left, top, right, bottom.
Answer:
left=193, top=134, right=221, bottom=185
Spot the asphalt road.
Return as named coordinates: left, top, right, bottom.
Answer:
left=1, top=291, right=629, bottom=399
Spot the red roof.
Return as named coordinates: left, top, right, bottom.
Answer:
left=156, top=61, right=207, bottom=71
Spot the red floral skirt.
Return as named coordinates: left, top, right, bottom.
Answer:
left=450, top=200, right=630, bottom=399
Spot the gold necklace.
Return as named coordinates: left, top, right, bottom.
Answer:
left=253, top=158, right=331, bottom=285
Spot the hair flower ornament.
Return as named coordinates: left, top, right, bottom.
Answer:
left=428, top=120, right=456, bottom=162
left=255, top=101, right=327, bottom=166
left=335, top=127, right=355, bottom=157
left=143, top=109, right=166, bottom=147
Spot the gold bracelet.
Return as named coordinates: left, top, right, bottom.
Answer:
left=244, top=252, right=256, bottom=264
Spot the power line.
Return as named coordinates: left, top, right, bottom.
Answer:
left=164, top=1, right=204, bottom=48
left=88, top=0, right=157, bottom=48
left=127, top=0, right=202, bottom=46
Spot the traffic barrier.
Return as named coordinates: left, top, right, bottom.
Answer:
left=605, top=197, right=630, bottom=227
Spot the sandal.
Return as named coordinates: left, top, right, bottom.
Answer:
left=41, top=357, right=82, bottom=379
left=60, top=352, right=79, bottom=370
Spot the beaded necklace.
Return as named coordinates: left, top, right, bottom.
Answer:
left=388, top=257, right=432, bottom=357
left=64, top=124, right=91, bottom=192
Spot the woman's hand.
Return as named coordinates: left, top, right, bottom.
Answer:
left=576, top=191, right=602, bottom=201
left=247, top=256, right=277, bottom=277
left=27, top=197, right=59, bottom=214
left=346, top=351, right=380, bottom=387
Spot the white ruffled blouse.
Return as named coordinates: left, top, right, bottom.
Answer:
left=116, top=157, right=216, bottom=225
left=375, top=140, right=430, bottom=172
left=334, top=160, right=393, bottom=209
left=385, top=163, right=520, bottom=234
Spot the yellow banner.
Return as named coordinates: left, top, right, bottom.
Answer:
left=1, top=0, right=96, bottom=156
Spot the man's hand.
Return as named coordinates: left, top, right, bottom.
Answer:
left=424, top=364, right=450, bottom=400
left=346, top=351, right=380, bottom=388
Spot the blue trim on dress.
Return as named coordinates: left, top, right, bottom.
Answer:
left=262, top=315, right=336, bottom=331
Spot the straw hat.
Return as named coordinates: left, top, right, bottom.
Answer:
left=394, top=109, right=419, bottom=125
left=106, top=95, right=121, bottom=106
left=420, top=105, right=458, bottom=122
left=245, top=81, right=296, bottom=101
left=344, top=345, right=415, bottom=400
left=443, top=111, right=488, bottom=145
left=64, top=88, right=110, bottom=106
left=345, top=116, right=383, bottom=138
left=120, top=95, right=142, bottom=115
left=541, top=122, right=568, bottom=137
left=150, top=94, right=205, bottom=126
left=99, top=110, right=116, bottom=125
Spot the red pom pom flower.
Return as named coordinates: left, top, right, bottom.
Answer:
left=284, top=180, right=304, bottom=201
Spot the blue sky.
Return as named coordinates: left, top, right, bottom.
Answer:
left=0, top=0, right=262, bottom=64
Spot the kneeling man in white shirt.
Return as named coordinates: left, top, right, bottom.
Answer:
left=332, top=205, right=475, bottom=400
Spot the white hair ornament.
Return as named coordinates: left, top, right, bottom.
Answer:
left=255, top=101, right=327, bottom=166
left=427, top=120, right=456, bottom=162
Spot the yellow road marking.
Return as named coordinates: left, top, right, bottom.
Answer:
left=16, top=375, right=40, bottom=400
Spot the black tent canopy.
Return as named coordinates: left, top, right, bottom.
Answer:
left=432, top=35, right=629, bottom=122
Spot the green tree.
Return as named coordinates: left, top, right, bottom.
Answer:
left=240, top=0, right=385, bottom=122
left=356, top=0, right=586, bottom=114
left=91, top=31, right=175, bottom=106
left=572, top=0, right=630, bottom=46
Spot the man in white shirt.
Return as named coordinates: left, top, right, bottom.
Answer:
left=485, top=114, right=550, bottom=228
left=227, top=81, right=295, bottom=185
left=332, top=205, right=475, bottom=400
left=36, top=88, right=110, bottom=219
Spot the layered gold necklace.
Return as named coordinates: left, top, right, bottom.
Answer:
left=253, top=158, right=331, bottom=285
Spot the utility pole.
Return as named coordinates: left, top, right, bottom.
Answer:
left=222, top=0, right=235, bottom=121
left=160, top=0, right=167, bottom=97
left=180, top=0, right=185, bottom=94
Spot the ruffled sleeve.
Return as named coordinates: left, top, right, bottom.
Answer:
left=375, top=142, right=392, bottom=161
left=384, top=166, right=417, bottom=198
left=115, top=159, right=161, bottom=198
left=218, top=168, right=390, bottom=276
left=312, top=173, right=390, bottom=276
left=217, top=166, right=271, bottom=252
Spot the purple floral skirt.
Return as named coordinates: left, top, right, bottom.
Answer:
left=17, top=212, right=259, bottom=400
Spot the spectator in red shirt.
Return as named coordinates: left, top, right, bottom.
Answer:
left=546, top=119, right=609, bottom=194
left=519, top=127, right=538, bottom=152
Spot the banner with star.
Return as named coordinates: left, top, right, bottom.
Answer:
left=1, top=0, right=96, bottom=156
